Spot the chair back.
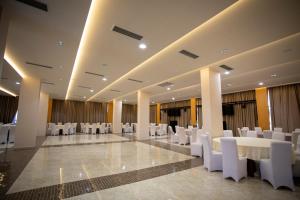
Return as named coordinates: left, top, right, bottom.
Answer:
left=221, top=138, right=239, bottom=171
left=201, top=134, right=212, bottom=167
left=274, top=127, right=283, bottom=132
left=270, top=142, right=293, bottom=180
left=241, top=127, right=249, bottom=131
left=188, top=125, right=193, bottom=130
left=263, top=130, right=272, bottom=139
left=150, top=126, right=156, bottom=135
left=58, top=122, right=62, bottom=125
left=272, top=132, right=285, bottom=141
left=247, top=130, right=257, bottom=138
left=237, top=128, right=242, bottom=137
left=175, top=126, right=180, bottom=133
left=295, top=136, right=300, bottom=154
left=254, top=127, right=262, bottom=135
left=196, top=129, right=203, bottom=143
left=223, top=130, right=233, bottom=137
left=292, top=131, right=300, bottom=150
left=191, top=128, right=198, bottom=143
left=178, top=127, right=186, bottom=144
left=168, top=126, right=174, bottom=134
left=295, top=128, right=300, bottom=132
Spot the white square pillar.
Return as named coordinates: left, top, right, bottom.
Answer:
left=15, top=77, right=41, bottom=148
left=112, top=99, right=122, bottom=133
left=37, top=91, right=49, bottom=136
left=137, top=90, right=150, bottom=139
left=200, top=68, right=223, bottom=138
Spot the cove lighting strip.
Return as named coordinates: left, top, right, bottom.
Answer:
left=0, top=85, right=17, bottom=97
left=65, top=0, right=96, bottom=100
left=4, top=54, right=26, bottom=78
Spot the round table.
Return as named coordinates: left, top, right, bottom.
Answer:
left=212, top=137, right=293, bottom=161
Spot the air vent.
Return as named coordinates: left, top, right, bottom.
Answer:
left=0, top=77, right=8, bottom=80
left=85, top=72, right=104, bottom=77
left=16, top=0, right=48, bottom=12
left=179, top=50, right=199, bottom=59
left=26, top=62, right=53, bottom=69
left=110, top=89, right=121, bottom=92
left=219, top=65, right=233, bottom=71
left=128, top=78, right=143, bottom=83
left=78, top=85, right=91, bottom=89
left=42, top=81, right=54, bottom=85
left=158, top=82, right=174, bottom=88
left=112, top=25, right=143, bottom=40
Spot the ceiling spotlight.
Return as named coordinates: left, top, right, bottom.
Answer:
left=271, top=74, right=277, bottom=77
left=124, top=99, right=127, bottom=102
left=152, top=101, right=155, bottom=104
left=59, top=78, right=63, bottom=81
left=224, top=71, right=230, bottom=75
left=227, top=83, right=232, bottom=87
left=258, top=82, right=264, bottom=86
left=171, top=97, right=175, bottom=101
left=139, top=43, right=147, bottom=49
left=90, top=89, right=94, bottom=92
left=16, top=81, right=20, bottom=85
left=220, top=48, right=229, bottom=54
left=83, top=96, right=86, bottom=99
left=59, top=65, right=63, bottom=69
left=166, top=87, right=171, bottom=91
left=58, top=41, right=63, bottom=46
left=102, top=77, right=107, bottom=81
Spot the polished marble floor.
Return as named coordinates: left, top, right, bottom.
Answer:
left=1, top=133, right=299, bottom=200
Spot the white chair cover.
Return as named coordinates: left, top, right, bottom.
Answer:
left=8, top=126, right=16, bottom=143
left=149, top=126, right=156, bottom=136
left=201, top=134, right=222, bottom=172
left=246, top=130, right=257, bottom=138
left=223, top=130, right=233, bottom=137
left=272, top=132, right=285, bottom=141
left=191, top=129, right=203, bottom=157
left=260, top=142, right=295, bottom=191
left=220, top=138, right=247, bottom=182
left=178, top=127, right=189, bottom=145
left=274, top=127, right=283, bottom=132
left=263, top=130, right=273, bottom=139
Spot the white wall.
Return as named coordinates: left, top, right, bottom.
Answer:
left=37, top=91, right=49, bottom=136
left=15, top=77, right=40, bottom=148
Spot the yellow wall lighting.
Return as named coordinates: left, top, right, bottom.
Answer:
left=88, top=1, right=241, bottom=101
left=4, top=54, right=26, bottom=78
left=65, top=0, right=97, bottom=100
left=0, top=85, right=17, bottom=97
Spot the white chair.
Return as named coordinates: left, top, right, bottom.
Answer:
left=178, top=127, right=189, bottom=145
left=149, top=126, right=156, bottom=136
left=223, top=130, right=233, bottom=137
left=237, top=128, right=243, bottom=137
left=246, top=130, right=257, bottom=138
left=169, top=126, right=179, bottom=143
left=188, top=125, right=193, bottom=130
left=241, top=127, right=249, bottom=131
left=63, top=123, right=70, bottom=135
left=201, top=134, right=222, bottom=172
left=58, top=122, right=62, bottom=125
left=292, top=131, right=300, bottom=151
left=272, top=132, right=285, bottom=141
left=85, top=123, right=90, bottom=134
left=260, top=142, right=295, bottom=191
left=8, top=126, right=16, bottom=143
left=255, top=127, right=263, bottom=136
left=51, top=125, right=59, bottom=136
left=0, top=125, right=7, bottom=144
left=295, top=128, right=300, bottom=132
left=274, top=127, right=283, bottom=132
left=190, top=128, right=198, bottom=143
left=295, top=136, right=300, bottom=155
left=47, top=123, right=55, bottom=134
left=91, top=123, right=97, bottom=134
left=157, top=124, right=167, bottom=136
left=70, top=123, right=77, bottom=134
left=263, top=130, right=273, bottom=139
left=100, top=123, right=106, bottom=134
left=80, top=123, right=85, bottom=133
left=221, top=138, right=247, bottom=182
left=191, top=129, right=203, bottom=157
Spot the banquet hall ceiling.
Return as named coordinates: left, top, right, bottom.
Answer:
left=2, top=0, right=300, bottom=104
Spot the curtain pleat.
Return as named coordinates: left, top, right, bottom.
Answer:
left=149, top=105, right=156, bottom=123
left=51, top=99, right=107, bottom=123
left=0, top=95, right=19, bottom=123
left=122, top=104, right=137, bottom=123
left=269, top=83, right=300, bottom=132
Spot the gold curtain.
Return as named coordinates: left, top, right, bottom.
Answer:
left=51, top=99, right=107, bottom=123
left=149, top=105, right=156, bottom=123
left=0, top=95, right=18, bottom=123
left=269, top=83, right=300, bottom=132
left=122, top=104, right=137, bottom=123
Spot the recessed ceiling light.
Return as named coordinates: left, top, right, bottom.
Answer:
left=258, top=82, right=264, bottom=86
left=58, top=41, right=63, bottom=46
left=224, top=71, right=230, bottom=75
left=16, top=81, right=20, bottom=85
left=171, top=97, right=175, bottom=101
left=227, top=83, right=232, bottom=87
left=152, top=101, right=155, bottom=104
left=124, top=99, right=127, bottom=102
left=59, top=65, right=63, bottom=69
left=220, top=48, right=229, bottom=54
left=90, top=89, right=94, bottom=92
left=83, top=96, right=86, bottom=99
left=59, top=78, right=63, bottom=81
left=102, top=77, right=107, bottom=81
left=166, top=87, right=171, bottom=91
left=139, top=43, right=147, bottom=49
left=271, top=74, right=277, bottom=77
left=102, top=64, right=107, bottom=67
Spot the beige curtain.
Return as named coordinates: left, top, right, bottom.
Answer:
left=51, top=99, right=107, bottom=123
left=122, top=104, right=137, bottom=123
left=269, top=83, right=300, bottom=132
left=0, top=95, right=19, bottom=123
left=196, top=90, right=258, bottom=136
left=149, top=105, right=156, bottom=123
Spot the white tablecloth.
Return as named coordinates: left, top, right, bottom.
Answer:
left=213, top=137, right=293, bottom=161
